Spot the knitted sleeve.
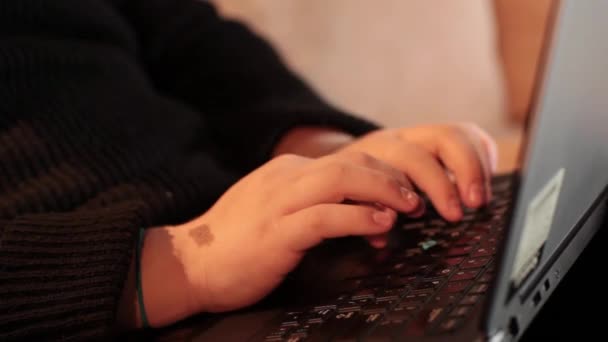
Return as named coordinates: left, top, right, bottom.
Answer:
left=116, top=0, right=380, bottom=173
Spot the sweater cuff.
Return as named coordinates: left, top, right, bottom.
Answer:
left=0, top=204, right=144, bottom=341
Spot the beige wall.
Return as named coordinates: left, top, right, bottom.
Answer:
left=213, top=0, right=519, bottom=137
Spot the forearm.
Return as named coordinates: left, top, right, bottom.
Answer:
left=494, top=0, right=553, bottom=123
left=272, top=126, right=356, bottom=158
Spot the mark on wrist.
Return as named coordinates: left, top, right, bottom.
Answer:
left=189, top=224, right=214, bottom=246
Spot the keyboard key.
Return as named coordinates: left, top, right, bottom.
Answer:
left=460, top=295, right=481, bottom=306
left=451, top=269, right=480, bottom=281
left=462, top=257, right=491, bottom=269
left=484, top=238, right=499, bottom=247
left=384, top=311, right=414, bottom=329
left=454, top=236, right=480, bottom=246
left=472, top=247, right=496, bottom=257
left=425, top=308, right=444, bottom=325
left=439, top=317, right=463, bottom=332
left=394, top=302, right=421, bottom=313
left=431, top=293, right=459, bottom=307
left=431, top=267, right=455, bottom=277
left=402, top=222, right=425, bottom=230
left=352, top=289, right=375, bottom=301
left=442, top=229, right=465, bottom=240
left=445, top=281, right=472, bottom=293
left=366, top=319, right=406, bottom=341
left=415, top=278, right=444, bottom=292
left=469, top=283, right=489, bottom=294
left=430, top=219, right=447, bottom=227
left=338, top=302, right=362, bottom=313
left=306, top=311, right=360, bottom=341
left=307, top=308, right=335, bottom=324
left=479, top=273, right=493, bottom=283
left=353, top=298, right=375, bottom=307
left=404, top=291, right=432, bottom=302
left=420, top=228, right=441, bottom=237
left=280, top=320, right=300, bottom=328
left=397, top=265, right=429, bottom=277
left=471, top=223, right=493, bottom=232
left=363, top=303, right=390, bottom=314
left=445, top=257, right=465, bottom=266
left=289, top=328, right=309, bottom=339
left=333, top=313, right=385, bottom=341
left=312, top=305, right=337, bottom=312
left=336, top=294, right=351, bottom=302
left=386, top=275, right=416, bottom=288
left=375, top=289, right=401, bottom=303
left=461, top=213, right=477, bottom=222
left=265, top=327, right=292, bottom=341
left=447, top=246, right=474, bottom=257
left=450, top=306, right=472, bottom=317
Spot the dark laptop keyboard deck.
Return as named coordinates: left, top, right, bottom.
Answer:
left=263, top=175, right=515, bottom=341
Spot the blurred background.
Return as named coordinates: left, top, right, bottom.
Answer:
left=211, top=0, right=553, bottom=171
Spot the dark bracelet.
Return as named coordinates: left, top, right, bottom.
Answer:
left=136, top=227, right=150, bottom=329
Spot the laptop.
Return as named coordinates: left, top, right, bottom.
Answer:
left=149, top=1, right=608, bottom=341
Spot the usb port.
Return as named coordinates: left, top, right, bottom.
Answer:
left=533, top=291, right=542, bottom=307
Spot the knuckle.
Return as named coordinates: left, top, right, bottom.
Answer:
left=441, top=124, right=467, bottom=139
left=307, top=209, right=325, bottom=231
left=378, top=172, right=401, bottom=191
left=342, top=150, right=374, bottom=165
left=460, top=121, right=483, bottom=132
left=326, top=161, right=350, bottom=181
left=274, top=153, right=302, bottom=165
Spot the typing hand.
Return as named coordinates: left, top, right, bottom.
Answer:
left=147, top=152, right=423, bottom=324
left=339, top=123, right=498, bottom=219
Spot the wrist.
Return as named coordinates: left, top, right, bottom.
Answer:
left=273, top=126, right=355, bottom=158
left=119, top=226, right=203, bottom=329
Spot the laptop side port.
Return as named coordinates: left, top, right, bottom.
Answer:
left=509, top=316, right=520, bottom=337
left=532, top=291, right=542, bottom=307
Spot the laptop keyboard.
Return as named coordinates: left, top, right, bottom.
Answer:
left=263, top=175, right=515, bottom=341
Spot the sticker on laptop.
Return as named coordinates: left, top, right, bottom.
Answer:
left=511, top=168, right=565, bottom=288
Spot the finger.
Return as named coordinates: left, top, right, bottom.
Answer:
left=279, top=204, right=397, bottom=251
left=430, top=126, right=489, bottom=208
left=336, top=151, right=415, bottom=190
left=281, top=159, right=421, bottom=215
left=366, top=234, right=389, bottom=249
left=461, top=124, right=499, bottom=201
left=382, top=143, right=463, bottom=221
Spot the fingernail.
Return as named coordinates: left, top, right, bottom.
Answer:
left=469, top=181, right=484, bottom=206
left=371, top=239, right=388, bottom=249
left=449, top=197, right=463, bottom=217
left=401, top=187, right=419, bottom=209
left=373, top=210, right=394, bottom=227
left=486, top=182, right=493, bottom=203
left=410, top=200, right=426, bottom=218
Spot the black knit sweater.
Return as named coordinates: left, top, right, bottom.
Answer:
left=0, top=1, right=378, bottom=340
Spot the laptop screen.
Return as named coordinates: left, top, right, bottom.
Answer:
left=486, top=0, right=608, bottom=336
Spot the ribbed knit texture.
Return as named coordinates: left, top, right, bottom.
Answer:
left=0, top=0, right=378, bottom=340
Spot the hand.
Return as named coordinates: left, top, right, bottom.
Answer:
left=133, top=152, right=424, bottom=326
left=272, top=123, right=497, bottom=248
left=340, top=123, right=498, bottom=220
